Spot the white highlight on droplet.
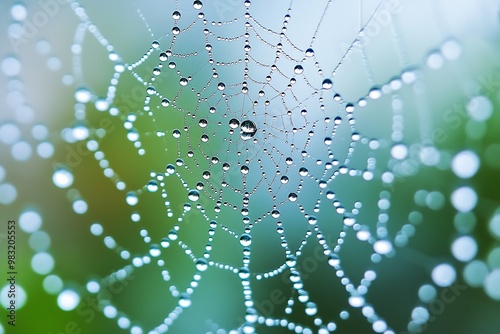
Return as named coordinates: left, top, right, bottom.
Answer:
left=90, top=223, right=103, bottom=236
left=86, top=281, right=100, bottom=294
left=104, top=305, right=118, bottom=318
left=391, top=144, right=408, bottom=160
left=52, top=168, right=74, bottom=188
left=431, top=263, right=456, bottom=287
left=57, top=290, right=80, bottom=311
left=451, top=187, right=477, bottom=212
left=73, top=199, right=88, bottom=214
left=10, top=4, right=28, bottom=21
left=373, top=240, right=392, bottom=255
left=19, top=210, right=42, bottom=233
left=451, top=151, right=479, bottom=179
left=451, top=236, right=477, bottom=262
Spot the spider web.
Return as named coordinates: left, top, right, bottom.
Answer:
left=3, top=0, right=500, bottom=333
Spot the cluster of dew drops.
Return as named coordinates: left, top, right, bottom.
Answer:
left=43, top=0, right=500, bottom=333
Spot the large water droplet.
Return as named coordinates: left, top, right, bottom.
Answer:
left=241, top=165, right=250, bottom=174
left=146, top=181, right=159, bottom=192
left=299, top=167, right=309, bottom=176
left=322, top=79, right=333, bottom=90
left=239, top=267, right=250, bottom=279
left=196, top=258, right=208, bottom=271
left=149, top=244, right=161, bottom=257
left=240, top=120, right=257, bottom=140
left=240, top=233, right=252, bottom=247
left=193, top=0, right=203, bottom=9
left=188, top=190, right=200, bottom=201
left=52, top=168, right=74, bottom=189
left=75, top=87, right=92, bottom=103
left=126, top=192, right=139, bottom=206
left=172, top=11, right=181, bottom=20
left=229, top=118, right=240, bottom=129
left=166, top=164, right=176, bottom=174
left=179, top=293, right=192, bottom=308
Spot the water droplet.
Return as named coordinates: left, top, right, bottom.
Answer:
left=373, top=240, right=393, bottom=255
left=127, top=129, right=139, bottom=142
left=180, top=77, right=188, bottom=86
left=305, top=302, right=317, bottom=316
left=168, top=230, right=178, bottom=241
left=52, top=168, right=74, bottom=189
left=305, top=48, right=314, bottom=57
left=188, top=190, right=200, bottom=201
left=240, top=120, right=257, bottom=140
left=161, top=98, right=170, bottom=107
left=57, top=290, right=80, bottom=311
left=179, top=293, right=192, bottom=308
left=229, top=118, right=240, bottom=129
left=280, top=176, right=289, bottom=184
left=431, top=263, right=456, bottom=287
left=146, top=181, right=159, bottom=192
left=172, top=26, right=180, bottom=35
left=343, top=216, right=355, bottom=226
left=328, top=254, right=340, bottom=267
left=217, top=82, right=225, bottom=90
left=165, top=164, right=176, bottom=174
left=239, top=267, right=250, bottom=279
left=149, top=244, right=161, bottom=257
left=172, top=11, right=181, bottom=20
left=198, top=119, right=208, bottom=128
left=286, top=255, right=297, bottom=267
left=193, top=0, right=203, bottom=10
left=322, top=79, right=333, bottom=90
left=240, top=234, right=252, bottom=247
left=368, top=87, right=382, bottom=99
left=294, top=65, right=304, bottom=74
left=196, top=258, right=208, bottom=271
left=299, top=167, right=309, bottom=176
left=75, top=87, right=92, bottom=103
left=159, top=52, right=168, bottom=62
left=288, top=193, right=298, bottom=202
left=126, top=192, right=139, bottom=206
left=241, top=165, right=249, bottom=174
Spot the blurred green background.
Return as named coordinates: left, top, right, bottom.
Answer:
left=1, top=0, right=500, bottom=333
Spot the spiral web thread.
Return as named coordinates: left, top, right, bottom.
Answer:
left=49, top=0, right=476, bottom=333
